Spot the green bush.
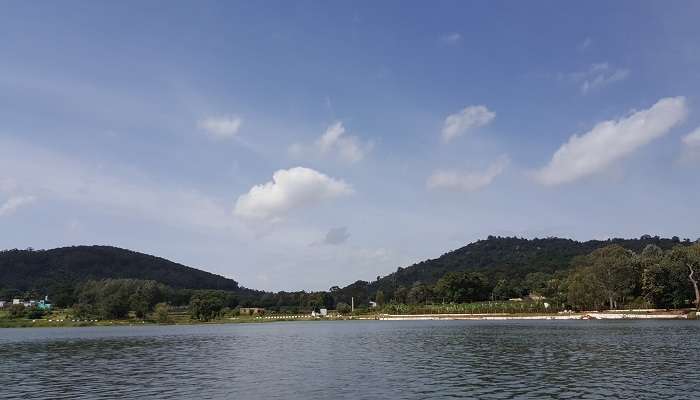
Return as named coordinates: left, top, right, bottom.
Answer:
left=8, top=304, right=26, bottom=319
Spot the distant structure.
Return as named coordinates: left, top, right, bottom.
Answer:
left=369, top=301, right=378, bottom=308
left=311, top=308, right=328, bottom=317
left=239, top=307, right=265, bottom=316
left=37, top=296, right=53, bottom=311
left=0, top=300, right=6, bottom=309
left=8, top=296, right=52, bottom=310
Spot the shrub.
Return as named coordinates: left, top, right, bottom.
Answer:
left=8, top=304, right=26, bottom=319
left=153, top=302, right=170, bottom=323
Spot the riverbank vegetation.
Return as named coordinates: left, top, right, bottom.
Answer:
left=1, top=237, right=698, bottom=328
left=373, top=243, right=700, bottom=313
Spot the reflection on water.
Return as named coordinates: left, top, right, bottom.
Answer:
left=2, top=320, right=698, bottom=399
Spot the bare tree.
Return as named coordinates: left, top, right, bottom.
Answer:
left=688, top=265, right=700, bottom=312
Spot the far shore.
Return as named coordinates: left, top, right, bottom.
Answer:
left=1, top=309, right=696, bottom=329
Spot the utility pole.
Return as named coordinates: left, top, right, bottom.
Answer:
left=351, top=296, right=354, bottom=313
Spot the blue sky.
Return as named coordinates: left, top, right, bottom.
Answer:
left=1, top=1, right=700, bottom=291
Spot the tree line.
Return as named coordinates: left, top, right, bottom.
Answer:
left=369, top=243, right=700, bottom=311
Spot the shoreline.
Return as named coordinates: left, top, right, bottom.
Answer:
left=1, top=310, right=695, bottom=328
left=377, top=312, right=693, bottom=321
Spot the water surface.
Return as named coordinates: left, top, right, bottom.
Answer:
left=2, top=320, right=698, bottom=399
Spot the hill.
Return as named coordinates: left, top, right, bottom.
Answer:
left=0, top=245, right=239, bottom=294
left=337, top=235, right=689, bottom=302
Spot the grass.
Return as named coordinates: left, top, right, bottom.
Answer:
left=381, top=301, right=560, bottom=315
left=1, top=304, right=691, bottom=328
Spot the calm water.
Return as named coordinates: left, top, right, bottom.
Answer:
left=1, top=320, right=698, bottom=399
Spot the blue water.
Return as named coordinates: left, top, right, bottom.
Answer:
left=2, top=320, right=698, bottom=399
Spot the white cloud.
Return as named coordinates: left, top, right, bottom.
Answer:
left=441, top=105, right=495, bottom=142
left=233, top=167, right=353, bottom=220
left=681, top=126, right=700, bottom=162
left=565, top=63, right=629, bottom=94
left=427, top=155, right=510, bottom=192
left=682, top=126, right=700, bottom=148
left=289, top=122, right=373, bottom=163
left=0, top=195, right=36, bottom=217
left=440, top=33, right=462, bottom=44
left=535, top=96, right=687, bottom=185
left=198, top=115, right=242, bottom=139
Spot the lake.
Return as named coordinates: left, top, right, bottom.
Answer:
left=2, top=320, right=698, bottom=399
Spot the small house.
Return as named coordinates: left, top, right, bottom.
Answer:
left=37, top=298, right=52, bottom=311
left=239, top=307, right=265, bottom=316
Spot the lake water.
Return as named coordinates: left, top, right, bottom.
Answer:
left=1, top=320, right=698, bottom=399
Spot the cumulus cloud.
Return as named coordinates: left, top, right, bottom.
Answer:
left=289, top=122, right=373, bottom=163
left=565, top=63, right=629, bottom=94
left=198, top=115, right=242, bottom=139
left=440, top=33, right=462, bottom=44
left=534, top=96, right=687, bottom=185
left=441, top=105, right=495, bottom=142
left=681, top=126, right=700, bottom=162
left=427, top=155, right=510, bottom=192
left=0, top=195, right=36, bottom=217
left=233, top=167, right=353, bottom=220
left=682, top=126, right=700, bottom=148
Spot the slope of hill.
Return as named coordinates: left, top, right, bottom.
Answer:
left=0, top=245, right=239, bottom=293
left=342, top=236, right=688, bottom=299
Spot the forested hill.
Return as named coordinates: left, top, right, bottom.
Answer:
left=344, top=236, right=689, bottom=298
left=0, top=246, right=239, bottom=293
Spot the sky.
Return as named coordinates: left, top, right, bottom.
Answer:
left=1, top=1, right=700, bottom=291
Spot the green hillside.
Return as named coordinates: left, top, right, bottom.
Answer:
left=0, top=245, right=239, bottom=294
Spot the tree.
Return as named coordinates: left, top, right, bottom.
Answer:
left=154, top=302, right=170, bottom=323
left=72, top=303, right=95, bottom=319
left=26, top=306, right=46, bottom=319
left=8, top=304, right=26, bottom=319
left=434, top=272, right=490, bottom=303
left=524, top=272, right=552, bottom=297
left=684, top=244, right=700, bottom=311
left=567, top=268, right=605, bottom=310
left=491, top=279, right=511, bottom=300
left=642, top=246, right=695, bottom=309
left=129, top=280, right=164, bottom=318
left=336, top=302, right=351, bottom=314
left=189, top=291, right=227, bottom=321
left=393, top=286, right=408, bottom=304
left=586, top=245, right=637, bottom=309
left=406, top=282, right=430, bottom=305
left=375, top=290, right=385, bottom=306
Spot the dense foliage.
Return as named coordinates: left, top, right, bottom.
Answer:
left=0, top=246, right=239, bottom=298
left=332, top=236, right=692, bottom=307
left=1, top=236, right=697, bottom=320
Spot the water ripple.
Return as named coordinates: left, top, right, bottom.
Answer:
left=1, top=321, right=698, bottom=399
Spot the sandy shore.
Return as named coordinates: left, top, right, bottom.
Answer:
left=378, top=312, right=692, bottom=321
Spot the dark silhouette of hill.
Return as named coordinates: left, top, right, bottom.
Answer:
left=0, top=245, right=238, bottom=293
